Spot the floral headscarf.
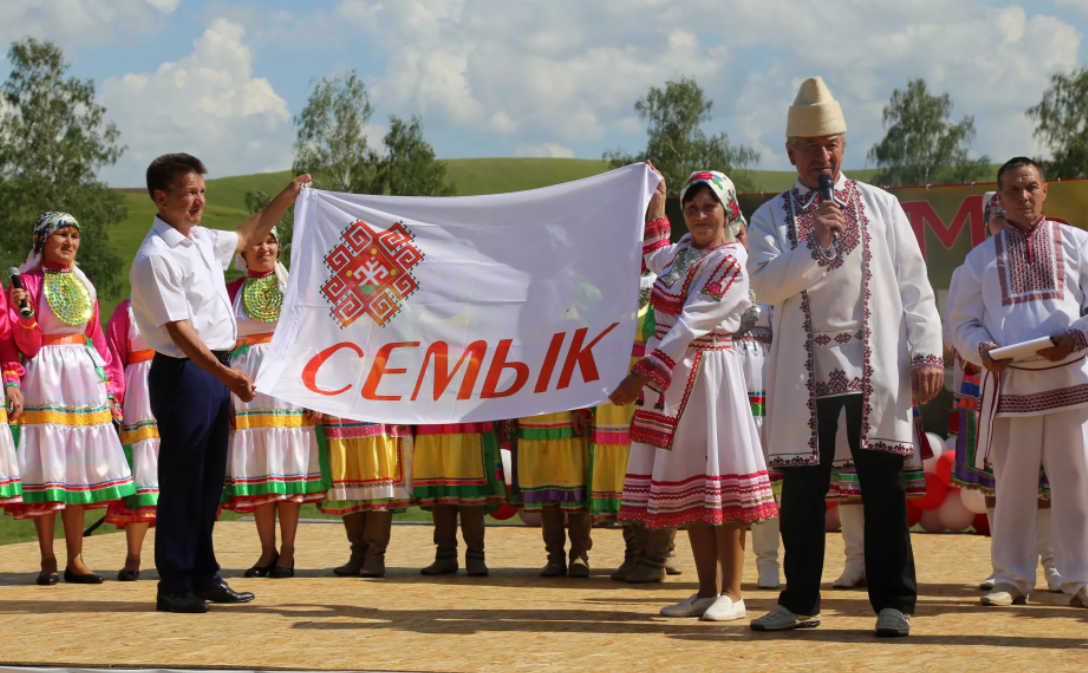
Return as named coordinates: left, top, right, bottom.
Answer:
left=23, top=211, right=81, bottom=272
left=679, top=170, right=745, bottom=236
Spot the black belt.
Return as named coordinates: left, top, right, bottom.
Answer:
left=154, top=350, right=232, bottom=366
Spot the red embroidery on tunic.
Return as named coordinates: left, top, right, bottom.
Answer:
left=996, top=384, right=1088, bottom=414
left=995, top=221, right=1064, bottom=306
left=813, top=369, right=864, bottom=398
left=789, top=182, right=861, bottom=272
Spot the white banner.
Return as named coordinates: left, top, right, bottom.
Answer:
left=255, top=163, right=659, bottom=424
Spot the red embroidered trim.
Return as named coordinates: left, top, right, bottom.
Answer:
left=790, top=182, right=860, bottom=272
left=783, top=191, right=821, bottom=459
left=632, top=355, right=672, bottom=392
left=996, top=383, right=1088, bottom=414
left=1070, top=330, right=1088, bottom=353
left=701, top=257, right=742, bottom=301
left=813, top=369, right=863, bottom=398
left=912, top=354, right=944, bottom=368
left=630, top=351, right=703, bottom=450
left=995, top=221, right=1064, bottom=307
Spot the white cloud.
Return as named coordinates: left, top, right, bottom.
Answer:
left=0, top=0, right=175, bottom=46
left=516, top=142, right=575, bottom=159
left=191, top=0, right=1082, bottom=172
left=98, top=19, right=292, bottom=186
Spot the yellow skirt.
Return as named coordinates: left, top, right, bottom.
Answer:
left=318, top=420, right=413, bottom=515
left=514, top=411, right=590, bottom=512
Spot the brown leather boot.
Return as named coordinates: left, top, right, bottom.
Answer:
left=333, top=512, right=367, bottom=576
left=460, top=506, right=489, bottom=577
left=421, top=504, right=460, bottom=575
left=663, top=528, right=683, bottom=575
left=627, top=527, right=674, bottom=583
left=611, top=525, right=647, bottom=581
left=567, top=512, right=592, bottom=578
left=539, top=507, right=567, bottom=577
left=360, top=511, right=392, bottom=578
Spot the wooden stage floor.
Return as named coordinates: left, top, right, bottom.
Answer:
left=0, top=521, right=1084, bottom=672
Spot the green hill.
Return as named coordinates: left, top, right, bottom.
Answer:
left=100, top=158, right=901, bottom=318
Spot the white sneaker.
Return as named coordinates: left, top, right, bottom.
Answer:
left=757, top=565, right=783, bottom=591
left=1044, top=566, right=1063, bottom=593
left=660, top=593, right=718, bottom=618
left=701, top=595, right=746, bottom=621
left=978, top=573, right=997, bottom=590
left=981, top=583, right=1028, bottom=606
left=875, top=608, right=911, bottom=638
left=750, top=605, right=821, bottom=632
left=833, top=560, right=866, bottom=588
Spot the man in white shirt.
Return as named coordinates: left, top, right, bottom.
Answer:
left=948, top=157, right=1088, bottom=611
left=746, top=77, right=943, bottom=637
left=130, top=153, right=310, bottom=614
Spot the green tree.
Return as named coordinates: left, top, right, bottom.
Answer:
left=373, top=115, right=455, bottom=197
left=604, top=76, right=759, bottom=193
left=1027, top=67, right=1088, bottom=179
left=868, top=79, right=989, bottom=187
left=0, top=38, right=126, bottom=295
left=291, top=70, right=376, bottom=194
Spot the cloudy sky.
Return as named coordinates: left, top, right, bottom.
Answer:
left=3, top=0, right=1087, bottom=187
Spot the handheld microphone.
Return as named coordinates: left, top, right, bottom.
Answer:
left=818, top=173, right=839, bottom=241
left=6, top=268, right=32, bottom=319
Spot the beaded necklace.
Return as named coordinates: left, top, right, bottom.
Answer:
left=242, top=268, right=283, bottom=323
left=43, top=265, right=94, bottom=326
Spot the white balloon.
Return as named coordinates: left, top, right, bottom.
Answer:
left=925, top=432, right=946, bottom=459
left=959, top=487, right=988, bottom=515
left=919, top=508, right=945, bottom=533
left=923, top=456, right=939, bottom=474
left=518, top=511, right=542, bottom=527
left=938, top=489, right=975, bottom=531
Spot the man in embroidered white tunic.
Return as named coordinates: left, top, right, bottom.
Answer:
left=948, top=157, right=1088, bottom=610
left=747, top=77, right=944, bottom=638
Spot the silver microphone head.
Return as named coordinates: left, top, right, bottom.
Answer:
left=6, top=267, right=19, bottom=279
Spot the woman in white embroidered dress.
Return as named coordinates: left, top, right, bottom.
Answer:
left=5, top=212, right=134, bottom=585
left=613, top=168, right=777, bottom=622
left=103, top=298, right=161, bottom=581
left=222, top=229, right=326, bottom=579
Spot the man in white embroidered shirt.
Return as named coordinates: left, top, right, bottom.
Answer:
left=130, top=153, right=311, bottom=614
left=949, top=156, right=1088, bottom=612
left=746, top=77, right=944, bottom=638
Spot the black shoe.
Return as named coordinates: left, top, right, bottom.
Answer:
left=117, top=569, right=140, bottom=582
left=36, top=571, right=59, bottom=586
left=195, top=581, right=255, bottom=604
left=270, top=563, right=295, bottom=579
left=63, top=569, right=104, bottom=584
left=244, top=553, right=279, bottom=578
left=156, top=591, right=210, bottom=614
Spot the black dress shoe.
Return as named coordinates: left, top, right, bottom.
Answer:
left=117, top=569, right=140, bottom=582
left=269, top=563, right=294, bottom=579
left=244, top=553, right=279, bottom=578
left=36, top=571, right=59, bottom=586
left=63, top=569, right=104, bottom=584
left=195, top=582, right=255, bottom=604
left=156, top=591, right=210, bottom=614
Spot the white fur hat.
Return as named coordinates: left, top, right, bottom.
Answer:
left=786, top=76, right=847, bottom=138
